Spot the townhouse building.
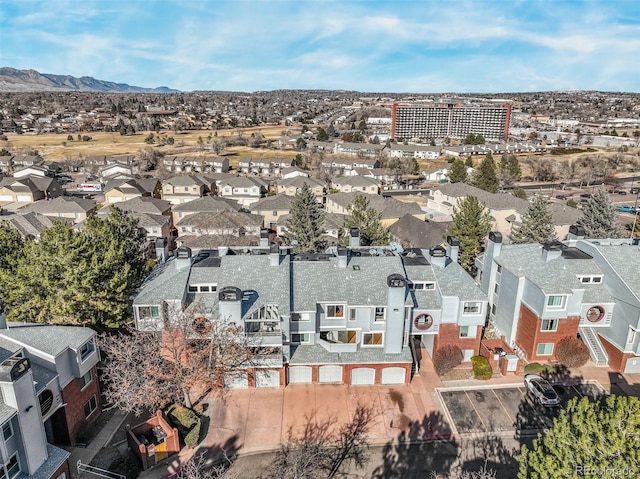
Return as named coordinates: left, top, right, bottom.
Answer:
left=388, top=144, right=441, bottom=160
left=20, top=197, right=97, bottom=224
left=171, top=196, right=240, bottom=227
left=132, top=233, right=487, bottom=387
left=217, top=176, right=267, bottom=207
left=0, top=321, right=101, bottom=479
left=161, top=175, right=213, bottom=205
left=0, top=177, right=64, bottom=204
left=325, top=193, right=426, bottom=227
left=476, top=227, right=640, bottom=373
left=330, top=176, right=380, bottom=195
left=276, top=177, right=326, bottom=201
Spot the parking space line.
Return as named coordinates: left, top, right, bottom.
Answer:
left=464, top=391, right=487, bottom=432
left=491, top=389, right=516, bottom=424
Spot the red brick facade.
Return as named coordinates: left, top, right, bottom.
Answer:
left=60, top=365, right=102, bottom=444
left=515, top=304, right=580, bottom=362
left=433, top=323, right=481, bottom=361
left=599, top=334, right=636, bottom=373
left=49, top=458, right=71, bottom=479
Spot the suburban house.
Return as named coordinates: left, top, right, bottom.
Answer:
left=12, top=166, right=52, bottom=179
left=321, top=157, right=381, bottom=172
left=175, top=210, right=263, bottom=239
left=276, top=212, right=346, bottom=242
left=0, top=157, right=14, bottom=174
left=330, top=176, right=380, bottom=195
left=0, top=213, right=72, bottom=240
left=388, top=214, right=454, bottom=250
left=104, top=178, right=162, bottom=204
left=276, top=177, right=326, bottom=201
left=325, top=192, right=426, bottom=227
left=250, top=194, right=295, bottom=228
left=171, top=196, right=240, bottom=226
left=0, top=319, right=102, bottom=479
left=280, top=167, right=309, bottom=179
left=0, top=177, right=64, bottom=203
left=238, top=158, right=295, bottom=176
left=217, top=176, right=267, bottom=207
left=132, top=232, right=487, bottom=387
left=99, top=162, right=133, bottom=180
left=476, top=227, right=640, bottom=373
left=20, top=197, right=97, bottom=224
left=427, top=183, right=580, bottom=240
left=161, top=175, right=212, bottom=205
left=388, top=144, right=441, bottom=160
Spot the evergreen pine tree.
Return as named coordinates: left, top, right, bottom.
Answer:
left=470, top=152, right=500, bottom=193
left=510, top=196, right=558, bottom=244
left=448, top=159, right=467, bottom=183
left=446, top=195, right=492, bottom=272
left=498, top=153, right=522, bottom=189
left=577, top=188, right=622, bottom=238
left=339, top=195, right=391, bottom=246
left=285, top=183, right=326, bottom=253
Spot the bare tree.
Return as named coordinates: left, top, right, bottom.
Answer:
left=176, top=449, right=235, bottom=479
left=270, top=403, right=375, bottom=479
left=100, top=301, right=259, bottom=415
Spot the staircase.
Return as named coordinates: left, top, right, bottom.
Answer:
left=579, top=327, right=608, bottom=366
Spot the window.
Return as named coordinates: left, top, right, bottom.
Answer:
left=494, top=284, right=499, bottom=294
left=320, top=330, right=356, bottom=344
left=496, top=264, right=502, bottom=273
left=536, top=343, right=554, bottom=356
left=138, top=306, right=160, bottom=318
left=363, top=332, right=383, bottom=346
left=79, top=341, right=95, bottom=361
left=80, top=370, right=93, bottom=389
left=2, top=421, right=12, bottom=441
left=188, top=285, right=198, bottom=293
left=84, top=396, right=98, bottom=418
left=199, top=285, right=210, bottom=293
left=326, top=305, right=344, bottom=318
left=349, top=308, right=357, bottom=321
left=547, top=296, right=565, bottom=309
left=374, top=307, right=386, bottom=322
left=409, top=282, right=435, bottom=291
left=541, top=319, right=558, bottom=331
left=5, top=454, right=19, bottom=479
left=460, top=326, right=469, bottom=338
left=291, top=333, right=310, bottom=344
left=463, top=302, right=481, bottom=314
left=627, top=327, right=638, bottom=344
left=593, top=276, right=602, bottom=283
left=491, top=304, right=497, bottom=315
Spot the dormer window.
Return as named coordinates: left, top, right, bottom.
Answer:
left=546, top=296, right=566, bottom=309
left=578, top=275, right=603, bottom=284
left=463, top=302, right=481, bottom=314
left=326, top=305, right=345, bottom=318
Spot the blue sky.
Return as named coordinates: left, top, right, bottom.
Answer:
left=1, top=0, right=639, bottom=93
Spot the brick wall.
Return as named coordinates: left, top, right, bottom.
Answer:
left=433, top=323, right=481, bottom=360
left=60, top=365, right=102, bottom=444
left=599, top=335, right=634, bottom=373
left=515, top=304, right=580, bottom=361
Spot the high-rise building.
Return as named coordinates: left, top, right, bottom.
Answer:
left=392, top=101, right=512, bottom=143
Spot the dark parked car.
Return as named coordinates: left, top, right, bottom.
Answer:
left=555, top=194, right=568, bottom=200
left=618, top=190, right=627, bottom=195
left=630, top=187, right=640, bottom=194
left=525, top=374, right=561, bottom=407
left=580, top=193, right=592, bottom=199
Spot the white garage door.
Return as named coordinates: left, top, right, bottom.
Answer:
left=288, top=366, right=312, bottom=384
left=256, top=369, right=281, bottom=388
left=319, top=365, right=343, bottom=383
left=381, top=367, right=406, bottom=385
left=350, top=368, right=375, bottom=385
left=224, top=371, right=248, bottom=389
left=17, top=195, right=32, bottom=202
left=0, top=195, right=13, bottom=202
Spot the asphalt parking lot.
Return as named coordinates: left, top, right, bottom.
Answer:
left=439, top=382, right=606, bottom=436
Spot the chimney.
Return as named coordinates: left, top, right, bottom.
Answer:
left=175, top=246, right=192, bottom=270
left=446, top=236, right=459, bottom=264
left=270, top=244, right=280, bottom=266
left=542, top=241, right=563, bottom=262
left=155, top=238, right=168, bottom=264
left=480, top=231, right=503, bottom=294
left=349, top=227, right=360, bottom=249
left=384, top=274, right=406, bottom=354
left=567, top=224, right=586, bottom=241
left=337, top=246, right=348, bottom=268
left=260, top=228, right=269, bottom=248
left=218, top=286, right=242, bottom=323
left=429, top=245, right=447, bottom=267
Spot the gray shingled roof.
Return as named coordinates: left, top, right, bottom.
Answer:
left=277, top=176, right=326, bottom=189
left=0, top=403, right=16, bottom=426
left=30, top=444, right=71, bottom=479
left=22, top=196, right=96, bottom=214
left=289, top=344, right=411, bottom=365
left=495, top=244, right=603, bottom=295
left=327, top=192, right=424, bottom=219
left=0, top=212, right=71, bottom=239
left=172, top=196, right=240, bottom=213
left=586, top=242, right=640, bottom=302
left=101, top=196, right=172, bottom=216
left=178, top=235, right=260, bottom=250
left=292, top=255, right=405, bottom=311
left=220, top=176, right=265, bottom=188
left=134, top=259, right=192, bottom=305
left=250, top=194, right=294, bottom=211
left=332, top=176, right=380, bottom=187
left=165, top=175, right=207, bottom=187
left=0, top=325, right=95, bottom=357
left=389, top=215, right=452, bottom=249
left=177, top=210, right=263, bottom=229
left=431, top=260, right=487, bottom=301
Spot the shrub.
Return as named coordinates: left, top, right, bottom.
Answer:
left=166, top=404, right=201, bottom=449
left=433, top=345, right=462, bottom=376
left=556, top=337, right=590, bottom=368
left=471, top=355, right=493, bottom=380
left=524, top=362, right=556, bottom=375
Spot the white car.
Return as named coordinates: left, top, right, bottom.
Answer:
left=524, top=374, right=561, bottom=407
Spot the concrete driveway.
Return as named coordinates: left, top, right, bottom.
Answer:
left=438, top=381, right=606, bottom=436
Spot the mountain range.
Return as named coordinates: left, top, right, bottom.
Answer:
left=0, top=67, right=180, bottom=93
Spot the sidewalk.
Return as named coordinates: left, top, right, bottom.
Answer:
left=67, top=409, right=129, bottom=478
